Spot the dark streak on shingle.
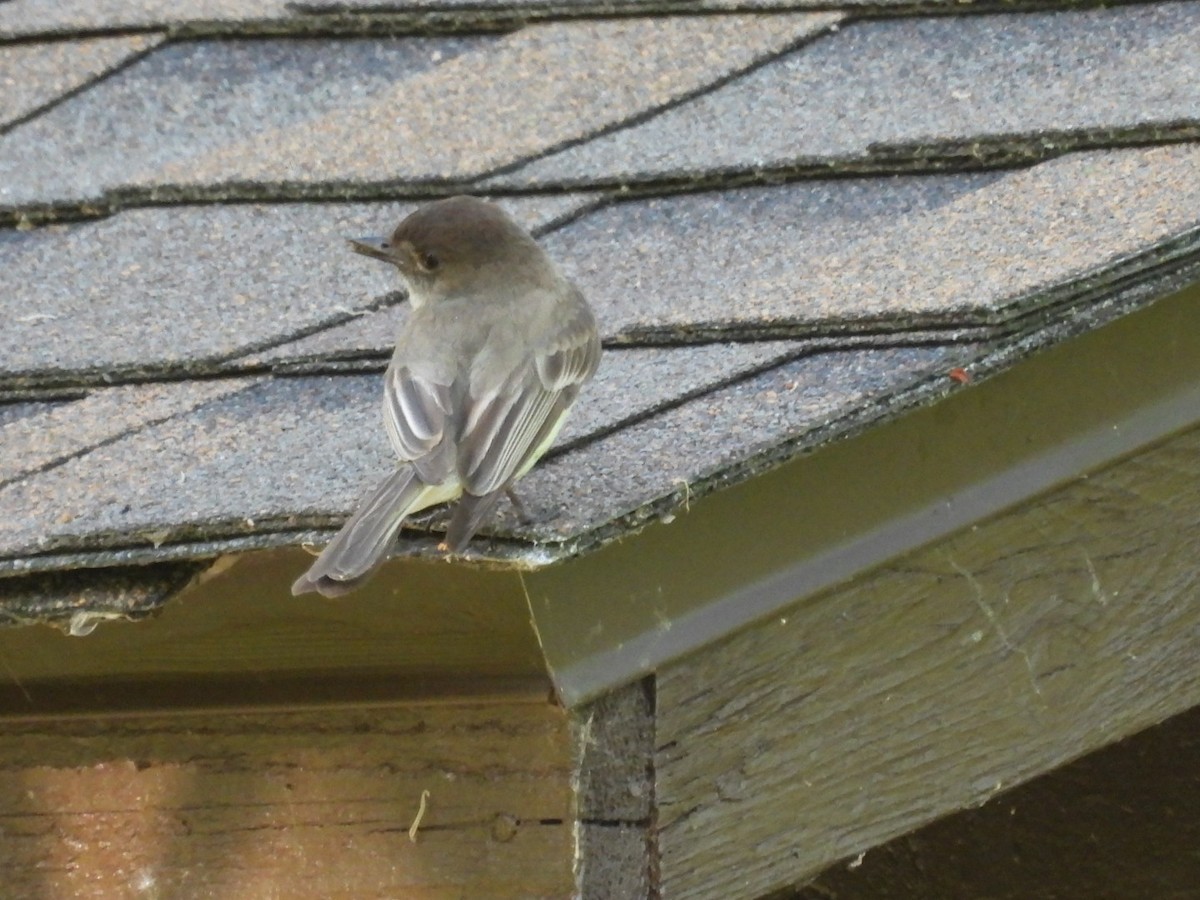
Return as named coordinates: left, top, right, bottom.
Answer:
left=0, top=401, right=62, bottom=428
left=0, top=34, right=164, bottom=132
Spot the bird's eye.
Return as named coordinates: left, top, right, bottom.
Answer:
left=419, top=252, right=440, bottom=272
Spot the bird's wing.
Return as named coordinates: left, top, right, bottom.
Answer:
left=382, top=363, right=454, bottom=465
left=457, top=299, right=600, bottom=497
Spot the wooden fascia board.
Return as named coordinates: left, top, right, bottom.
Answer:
left=0, top=549, right=548, bottom=713
left=647, top=286, right=1200, bottom=898
left=654, top=389, right=1200, bottom=900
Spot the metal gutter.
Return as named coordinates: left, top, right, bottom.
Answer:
left=526, top=284, right=1200, bottom=705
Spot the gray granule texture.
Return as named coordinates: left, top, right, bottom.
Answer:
left=544, top=145, right=1200, bottom=335
left=546, top=172, right=1004, bottom=333
left=247, top=303, right=416, bottom=366
left=0, top=34, right=162, bottom=128
left=0, top=375, right=371, bottom=559
left=555, top=342, right=804, bottom=448
left=0, top=380, right=250, bottom=485
left=0, top=1, right=294, bottom=39
left=0, top=35, right=495, bottom=208
left=148, top=15, right=835, bottom=187
left=0, top=342, right=800, bottom=558
left=499, top=3, right=1200, bottom=187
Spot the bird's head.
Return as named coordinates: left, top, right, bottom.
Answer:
left=348, top=196, right=546, bottom=307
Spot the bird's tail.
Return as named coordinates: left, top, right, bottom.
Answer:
left=292, top=466, right=427, bottom=597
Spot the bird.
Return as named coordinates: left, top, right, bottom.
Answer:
left=291, top=196, right=601, bottom=597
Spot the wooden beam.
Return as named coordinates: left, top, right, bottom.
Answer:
left=796, top=703, right=1200, bottom=897
left=573, top=680, right=656, bottom=899
left=0, top=697, right=572, bottom=898
left=655, top=419, right=1200, bottom=899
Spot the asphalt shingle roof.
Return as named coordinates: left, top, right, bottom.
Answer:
left=493, top=3, right=1200, bottom=188
left=547, top=146, right=1200, bottom=337
left=0, top=33, right=162, bottom=129
left=0, top=194, right=593, bottom=392
left=0, top=2, right=295, bottom=39
left=2, top=0, right=1199, bottom=622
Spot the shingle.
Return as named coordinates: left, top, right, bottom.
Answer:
left=0, top=562, right=205, bottom=631
left=0, top=35, right=496, bottom=209
left=1, top=205, right=401, bottom=381
left=0, top=379, right=251, bottom=486
left=0, top=376, right=311, bottom=561
left=0, top=14, right=837, bottom=211
left=246, top=303, right=413, bottom=366
left=0, top=34, right=163, bottom=129
left=0, top=0, right=1027, bottom=41
left=541, top=145, right=1200, bottom=338
left=0, top=401, right=60, bottom=428
left=0, top=1, right=293, bottom=39
left=0, top=195, right=591, bottom=387
left=494, top=3, right=1200, bottom=188
left=489, top=345, right=968, bottom=542
left=153, top=14, right=836, bottom=188
left=555, top=342, right=802, bottom=449
left=0, top=343, right=803, bottom=560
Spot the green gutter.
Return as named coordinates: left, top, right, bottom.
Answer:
left=526, top=284, right=1200, bottom=705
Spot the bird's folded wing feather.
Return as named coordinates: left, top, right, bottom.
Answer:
left=459, top=305, right=600, bottom=496
left=382, top=365, right=453, bottom=462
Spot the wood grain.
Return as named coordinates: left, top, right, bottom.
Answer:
left=573, top=680, right=655, bottom=899
left=0, top=698, right=572, bottom=899
left=655, top=422, right=1200, bottom=900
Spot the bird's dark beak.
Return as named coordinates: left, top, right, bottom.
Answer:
left=347, top=236, right=394, bottom=263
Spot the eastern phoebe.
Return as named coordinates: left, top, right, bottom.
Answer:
left=292, top=196, right=601, bottom=597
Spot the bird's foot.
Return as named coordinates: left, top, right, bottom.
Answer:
left=505, top=488, right=533, bottom=524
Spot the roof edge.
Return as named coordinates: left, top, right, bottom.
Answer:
left=525, top=281, right=1200, bottom=705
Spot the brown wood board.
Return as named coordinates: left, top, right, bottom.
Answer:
left=0, top=698, right=573, bottom=899
left=655, top=420, right=1200, bottom=899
